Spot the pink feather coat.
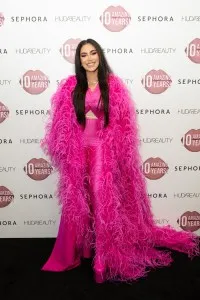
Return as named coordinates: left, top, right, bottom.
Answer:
left=41, top=74, right=199, bottom=281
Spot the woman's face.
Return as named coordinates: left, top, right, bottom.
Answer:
left=80, top=43, right=99, bottom=73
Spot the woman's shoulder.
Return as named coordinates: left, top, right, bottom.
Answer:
left=61, top=74, right=77, bottom=87
left=54, top=75, right=77, bottom=96
left=108, top=73, right=127, bottom=91
left=52, top=75, right=76, bottom=103
left=108, top=73, right=120, bottom=82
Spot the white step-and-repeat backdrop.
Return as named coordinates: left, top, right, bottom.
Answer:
left=0, top=0, right=200, bottom=237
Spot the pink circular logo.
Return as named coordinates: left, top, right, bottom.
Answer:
left=141, top=70, right=172, bottom=94
left=0, top=101, right=9, bottom=124
left=60, top=38, right=82, bottom=64
left=181, top=129, right=200, bottom=152
left=143, top=157, right=169, bottom=180
left=0, top=13, right=5, bottom=27
left=23, top=158, right=53, bottom=180
left=100, top=6, right=131, bottom=32
left=19, top=70, right=49, bottom=95
left=185, top=38, right=200, bottom=64
left=177, top=211, right=200, bottom=232
left=0, top=186, right=14, bottom=208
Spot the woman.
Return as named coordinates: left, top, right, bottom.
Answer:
left=41, top=39, right=199, bottom=283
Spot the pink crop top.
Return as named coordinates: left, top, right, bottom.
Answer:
left=85, top=84, right=103, bottom=119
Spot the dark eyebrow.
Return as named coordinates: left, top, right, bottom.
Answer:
left=80, top=50, right=97, bottom=55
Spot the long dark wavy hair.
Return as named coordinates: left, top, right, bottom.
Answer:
left=72, top=39, right=112, bottom=128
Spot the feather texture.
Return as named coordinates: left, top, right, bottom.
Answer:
left=41, top=74, right=199, bottom=282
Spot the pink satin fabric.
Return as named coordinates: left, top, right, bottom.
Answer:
left=42, top=85, right=103, bottom=271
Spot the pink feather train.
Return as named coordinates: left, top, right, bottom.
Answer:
left=41, top=74, right=200, bottom=282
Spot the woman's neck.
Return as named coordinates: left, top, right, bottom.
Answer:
left=86, top=71, right=98, bottom=84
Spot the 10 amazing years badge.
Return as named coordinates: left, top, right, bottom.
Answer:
left=19, top=70, right=49, bottom=95
left=24, top=158, right=53, bottom=180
